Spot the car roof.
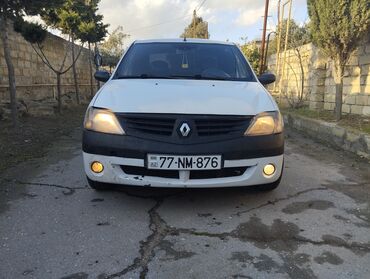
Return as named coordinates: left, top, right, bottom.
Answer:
left=133, top=38, right=235, bottom=46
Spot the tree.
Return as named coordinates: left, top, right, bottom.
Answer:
left=78, top=0, right=108, bottom=98
left=17, top=19, right=84, bottom=114
left=99, top=26, right=129, bottom=71
left=240, top=41, right=260, bottom=73
left=0, top=0, right=63, bottom=127
left=307, top=0, right=370, bottom=120
left=272, top=20, right=311, bottom=108
left=181, top=10, right=209, bottom=39
left=268, top=19, right=310, bottom=56
left=288, top=24, right=311, bottom=108
left=42, top=0, right=87, bottom=104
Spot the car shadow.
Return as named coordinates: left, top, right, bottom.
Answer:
left=105, top=183, right=270, bottom=200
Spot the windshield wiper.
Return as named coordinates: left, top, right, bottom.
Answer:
left=201, top=76, right=230, bottom=81
left=170, top=74, right=230, bottom=81
left=169, top=74, right=202, bottom=79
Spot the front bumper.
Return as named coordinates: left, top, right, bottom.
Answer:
left=83, top=152, right=284, bottom=188
left=82, top=129, right=284, bottom=188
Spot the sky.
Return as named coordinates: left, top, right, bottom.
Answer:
left=97, top=0, right=309, bottom=47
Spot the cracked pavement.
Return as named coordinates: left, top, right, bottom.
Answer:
left=0, top=128, right=370, bottom=279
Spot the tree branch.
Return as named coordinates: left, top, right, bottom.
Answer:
left=58, top=34, right=72, bottom=72
left=60, top=42, right=85, bottom=74
left=30, top=43, right=58, bottom=73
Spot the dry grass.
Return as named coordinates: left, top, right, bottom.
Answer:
left=282, top=107, right=370, bottom=134
left=0, top=105, right=86, bottom=172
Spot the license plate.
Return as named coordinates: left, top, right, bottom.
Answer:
left=147, top=155, right=222, bottom=170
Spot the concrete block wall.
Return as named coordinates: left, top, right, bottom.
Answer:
left=0, top=24, right=97, bottom=117
left=284, top=113, right=370, bottom=159
left=267, top=40, right=370, bottom=116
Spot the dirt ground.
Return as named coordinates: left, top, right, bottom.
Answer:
left=0, top=105, right=87, bottom=173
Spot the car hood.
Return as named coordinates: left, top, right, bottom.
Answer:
left=93, top=79, right=277, bottom=115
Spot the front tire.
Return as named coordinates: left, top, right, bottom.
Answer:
left=257, top=174, right=282, bottom=191
left=86, top=176, right=109, bottom=191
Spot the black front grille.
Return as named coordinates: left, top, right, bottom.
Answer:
left=117, top=113, right=252, bottom=139
left=120, top=165, right=247, bottom=180
left=123, top=115, right=176, bottom=136
left=194, top=117, right=249, bottom=136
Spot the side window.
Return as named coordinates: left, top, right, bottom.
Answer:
left=220, top=48, right=236, bottom=76
left=234, top=48, right=252, bottom=79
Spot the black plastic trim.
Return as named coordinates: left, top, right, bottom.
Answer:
left=82, top=129, right=284, bottom=160
left=116, top=113, right=254, bottom=144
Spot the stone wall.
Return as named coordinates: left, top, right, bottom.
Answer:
left=267, top=40, right=370, bottom=116
left=0, top=24, right=96, bottom=117
left=284, top=112, right=370, bottom=160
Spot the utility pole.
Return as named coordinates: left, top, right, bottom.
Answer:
left=192, top=10, right=196, bottom=38
left=278, top=0, right=293, bottom=102
left=259, top=0, right=270, bottom=76
left=274, top=0, right=282, bottom=91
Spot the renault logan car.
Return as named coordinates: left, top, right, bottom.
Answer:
left=83, top=39, right=284, bottom=191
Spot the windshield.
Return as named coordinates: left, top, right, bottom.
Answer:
left=114, top=42, right=256, bottom=82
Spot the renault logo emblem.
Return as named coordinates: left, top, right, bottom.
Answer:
left=179, top=123, right=191, bottom=137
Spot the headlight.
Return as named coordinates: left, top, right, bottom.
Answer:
left=84, top=107, right=125, bottom=135
left=245, top=111, right=283, bottom=136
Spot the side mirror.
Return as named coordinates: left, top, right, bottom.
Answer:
left=94, top=70, right=110, bottom=82
left=258, top=72, right=276, bottom=85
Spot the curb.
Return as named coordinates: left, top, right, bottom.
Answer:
left=283, top=113, right=370, bottom=160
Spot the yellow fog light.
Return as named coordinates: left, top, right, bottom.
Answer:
left=263, top=164, right=275, bottom=176
left=91, top=161, right=104, bottom=173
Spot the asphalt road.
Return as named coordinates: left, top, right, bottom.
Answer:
left=1, top=128, right=370, bottom=279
